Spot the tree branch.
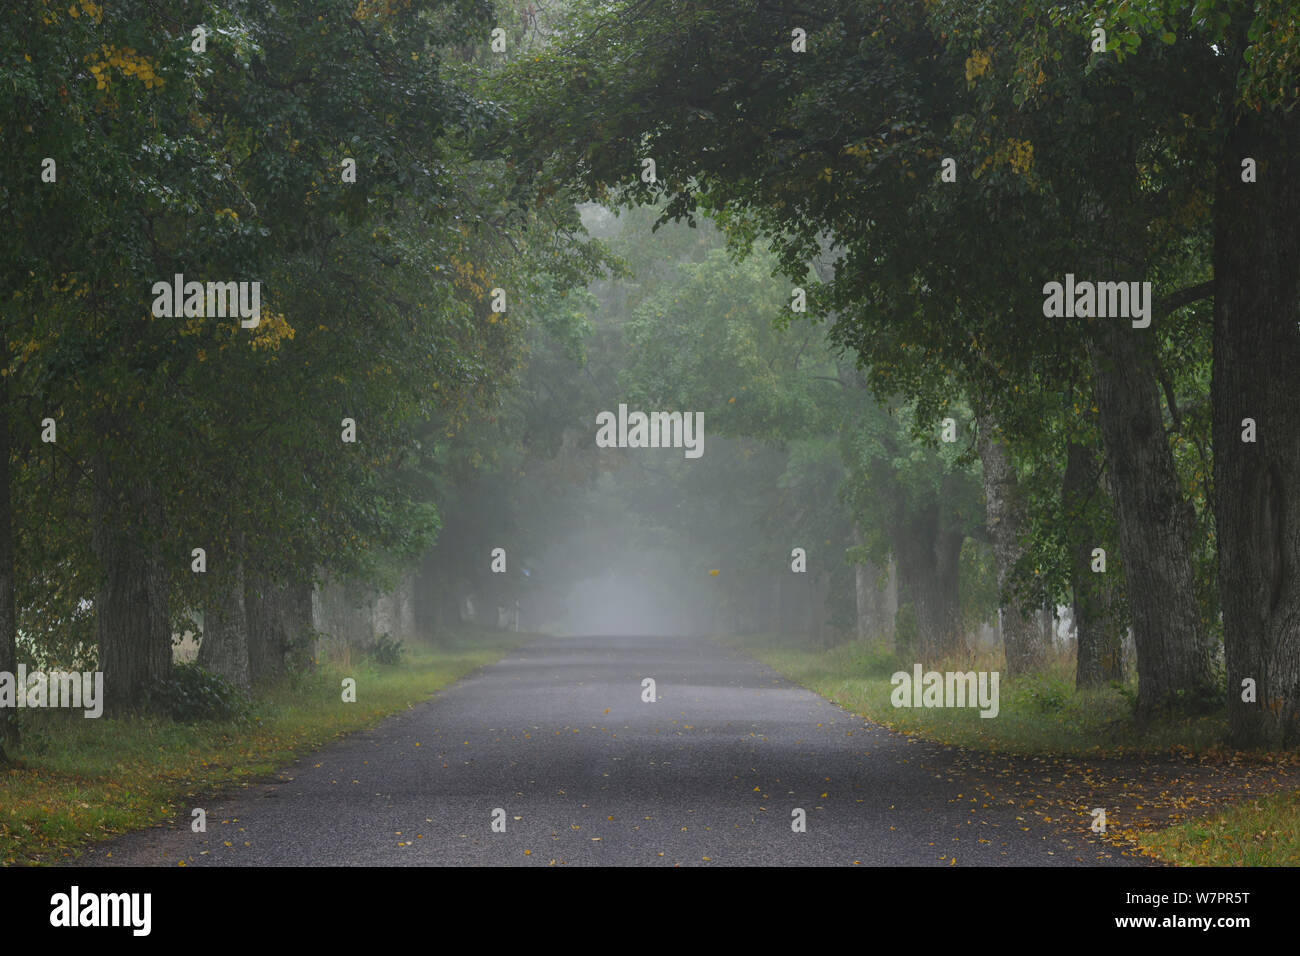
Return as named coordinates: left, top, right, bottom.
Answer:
left=1157, top=279, right=1215, bottom=317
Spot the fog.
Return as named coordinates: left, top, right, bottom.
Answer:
left=549, top=571, right=695, bottom=637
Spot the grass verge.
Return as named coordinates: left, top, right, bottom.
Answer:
left=1, top=628, right=528, bottom=865
left=721, top=632, right=1229, bottom=756
left=1134, top=791, right=1300, bottom=866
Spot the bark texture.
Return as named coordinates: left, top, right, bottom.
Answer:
left=890, top=506, right=965, bottom=662
left=1215, top=110, right=1300, bottom=747
left=197, top=555, right=251, bottom=693
left=0, top=366, right=16, bottom=758
left=93, top=459, right=171, bottom=715
left=975, top=413, right=1042, bottom=676
left=1087, top=323, right=1214, bottom=714
left=1063, top=441, right=1127, bottom=688
left=246, top=574, right=314, bottom=686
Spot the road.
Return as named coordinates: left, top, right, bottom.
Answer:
left=78, top=633, right=1142, bottom=866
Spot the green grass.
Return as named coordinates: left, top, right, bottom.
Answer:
left=1136, top=791, right=1300, bottom=866
left=0, top=628, right=528, bottom=865
left=724, top=632, right=1228, bottom=756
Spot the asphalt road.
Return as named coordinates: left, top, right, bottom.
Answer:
left=78, top=633, right=1143, bottom=866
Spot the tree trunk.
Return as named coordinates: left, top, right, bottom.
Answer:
left=431, top=577, right=445, bottom=635
left=851, top=525, right=897, bottom=646
left=421, top=561, right=451, bottom=641
left=414, top=551, right=441, bottom=641
left=0, top=364, right=17, bottom=759
left=1088, top=323, right=1214, bottom=715
left=882, top=556, right=898, bottom=649
left=1064, top=441, right=1127, bottom=688
left=197, top=554, right=251, bottom=693
left=1215, top=109, right=1300, bottom=748
left=247, top=574, right=314, bottom=686
left=810, top=568, right=831, bottom=646
left=93, top=459, right=171, bottom=715
left=852, top=525, right=875, bottom=641
left=891, top=507, right=964, bottom=662
left=245, top=574, right=279, bottom=686
left=975, top=411, right=1042, bottom=676
left=854, top=559, right=872, bottom=641
left=1038, top=604, right=1054, bottom=645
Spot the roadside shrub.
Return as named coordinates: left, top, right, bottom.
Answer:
left=368, top=633, right=405, bottom=666
left=1022, top=673, right=1072, bottom=714
left=894, top=603, right=917, bottom=658
left=144, top=663, right=245, bottom=722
